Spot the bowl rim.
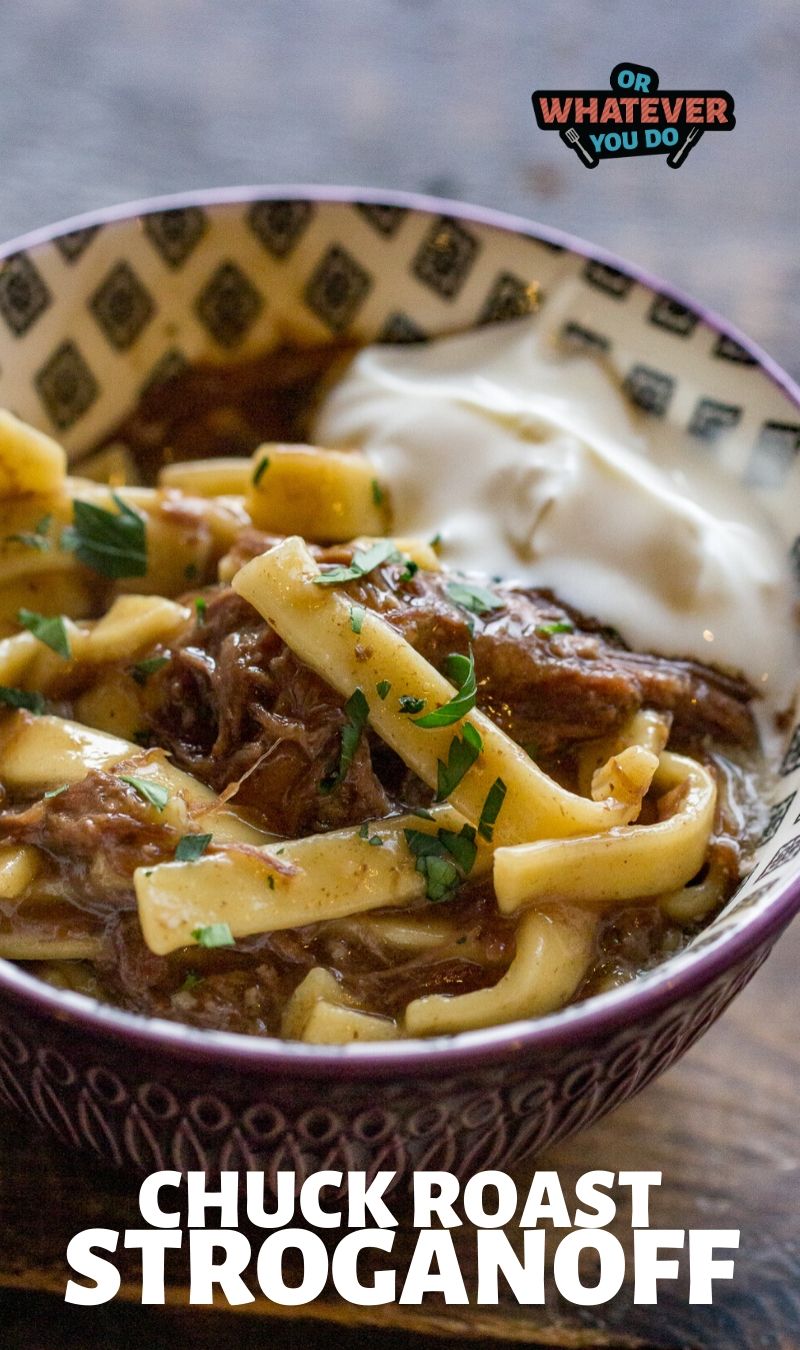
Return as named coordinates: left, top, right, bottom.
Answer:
left=0, top=182, right=798, bottom=1080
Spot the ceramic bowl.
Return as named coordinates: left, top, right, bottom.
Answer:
left=0, top=186, right=798, bottom=1182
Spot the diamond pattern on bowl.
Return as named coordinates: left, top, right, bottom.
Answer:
left=378, top=311, right=427, bottom=343
left=143, top=207, right=208, bottom=268
left=89, top=261, right=155, bottom=351
left=478, top=270, right=538, bottom=324
left=623, top=362, right=675, bottom=416
left=648, top=295, right=699, bottom=338
left=304, top=244, right=372, bottom=331
left=355, top=202, right=408, bottom=236
left=0, top=253, right=51, bottom=336
left=54, top=225, right=101, bottom=264
left=34, top=339, right=99, bottom=430
left=688, top=396, right=742, bottom=441
left=247, top=199, right=314, bottom=258
left=194, top=260, right=264, bottom=348
left=412, top=215, right=480, bottom=299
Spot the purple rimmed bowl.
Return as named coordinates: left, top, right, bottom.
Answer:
left=0, top=185, right=798, bottom=1181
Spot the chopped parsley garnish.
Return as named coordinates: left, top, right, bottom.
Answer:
left=407, top=805, right=434, bottom=820
left=252, top=455, right=270, bottom=486
left=435, top=723, right=482, bottom=801
left=17, top=609, right=70, bottom=659
left=43, top=783, right=69, bottom=799
left=413, top=650, right=476, bottom=728
left=131, top=655, right=169, bottom=686
left=350, top=604, right=365, bottom=634
left=358, top=822, right=384, bottom=847
left=321, top=688, right=369, bottom=792
left=61, top=493, right=147, bottom=579
left=195, top=596, right=207, bottom=625
left=399, top=694, right=426, bottom=715
left=429, top=533, right=442, bottom=551
left=404, top=823, right=477, bottom=902
left=399, top=559, right=419, bottom=583
left=478, top=777, right=507, bottom=842
left=446, top=580, right=503, bottom=617
left=181, top=972, right=202, bottom=991
left=4, top=513, right=53, bottom=552
left=376, top=679, right=391, bottom=700
left=0, top=685, right=45, bottom=714
left=312, top=539, right=402, bottom=586
left=175, top=833, right=213, bottom=862
left=191, top=922, right=234, bottom=949
left=371, top=478, right=384, bottom=507
left=535, top=619, right=574, bottom=637
left=119, top=776, right=169, bottom=811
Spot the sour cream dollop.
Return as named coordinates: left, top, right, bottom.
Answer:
left=314, top=317, right=798, bottom=730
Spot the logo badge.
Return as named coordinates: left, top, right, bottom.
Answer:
left=532, top=63, right=735, bottom=168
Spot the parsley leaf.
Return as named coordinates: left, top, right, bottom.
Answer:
left=252, top=454, right=270, bottom=486
left=376, top=680, right=391, bottom=700
left=175, top=833, right=213, bottom=862
left=446, top=580, right=503, bottom=616
left=399, top=694, right=426, bottom=714
left=321, top=688, right=369, bottom=792
left=119, top=776, right=169, bottom=811
left=312, top=540, right=402, bottom=586
left=181, top=971, right=202, bottom=991
left=399, top=559, right=419, bottom=583
left=478, top=777, right=507, bottom=842
left=535, top=620, right=574, bottom=637
left=371, top=478, right=385, bottom=507
left=404, top=823, right=477, bottom=902
left=413, top=650, right=476, bottom=728
left=358, top=823, right=384, bottom=847
left=131, top=655, right=169, bottom=686
left=0, top=685, right=45, bottom=714
left=195, top=596, right=207, bottom=625
left=4, top=513, right=53, bottom=552
left=350, top=604, right=365, bottom=634
left=17, top=609, right=70, bottom=659
left=192, top=922, right=234, bottom=949
left=435, top=723, right=482, bottom=801
left=61, top=493, right=147, bottom=579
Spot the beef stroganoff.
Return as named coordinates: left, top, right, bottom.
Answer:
left=0, top=330, right=780, bottom=1043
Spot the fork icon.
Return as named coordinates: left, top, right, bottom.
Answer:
left=560, top=127, right=599, bottom=168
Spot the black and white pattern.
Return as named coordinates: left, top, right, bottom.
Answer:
left=34, top=340, right=99, bottom=430
left=54, top=226, right=100, bottom=263
left=304, top=244, right=372, bottom=331
left=412, top=216, right=480, bottom=299
left=0, top=253, right=51, bottom=336
left=355, top=203, right=408, bottom=236
left=688, top=397, right=742, bottom=442
left=648, top=295, right=699, bottom=337
left=560, top=321, right=610, bottom=354
left=582, top=259, right=635, bottom=299
left=194, top=261, right=263, bottom=348
left=89, top=261, right=155, bottom=351
left=713, top=332, right=757, bottom=365
left=478, top=271, right=537, bottom=325
left=378, top=311, right=428, bottom=344
left=247, top=199, right=314, bottom=258
left=761, top=793, right=796, bottom=844
left=744, top=420, right=800, bottom=488
left=623, top=363, right=675, bottom=416
left=143, top=208, right=208, bottom=269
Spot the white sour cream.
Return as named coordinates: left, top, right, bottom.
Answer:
left=314, top=317, right=798, bottom=730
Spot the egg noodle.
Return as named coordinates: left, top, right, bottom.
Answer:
left=0, top=410, right=725, bottom=1041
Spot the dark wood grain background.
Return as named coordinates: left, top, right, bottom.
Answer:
left=0, top=3, right=798, bottom=1346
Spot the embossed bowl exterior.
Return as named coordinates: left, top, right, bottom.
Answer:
left=0, top=186, right=798, bottom=1176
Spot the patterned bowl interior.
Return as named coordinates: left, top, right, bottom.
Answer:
left=0, top=186, right=798, bottom=1039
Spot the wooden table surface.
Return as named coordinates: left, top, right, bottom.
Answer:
left=0, top=2, right=798, bottom=1346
